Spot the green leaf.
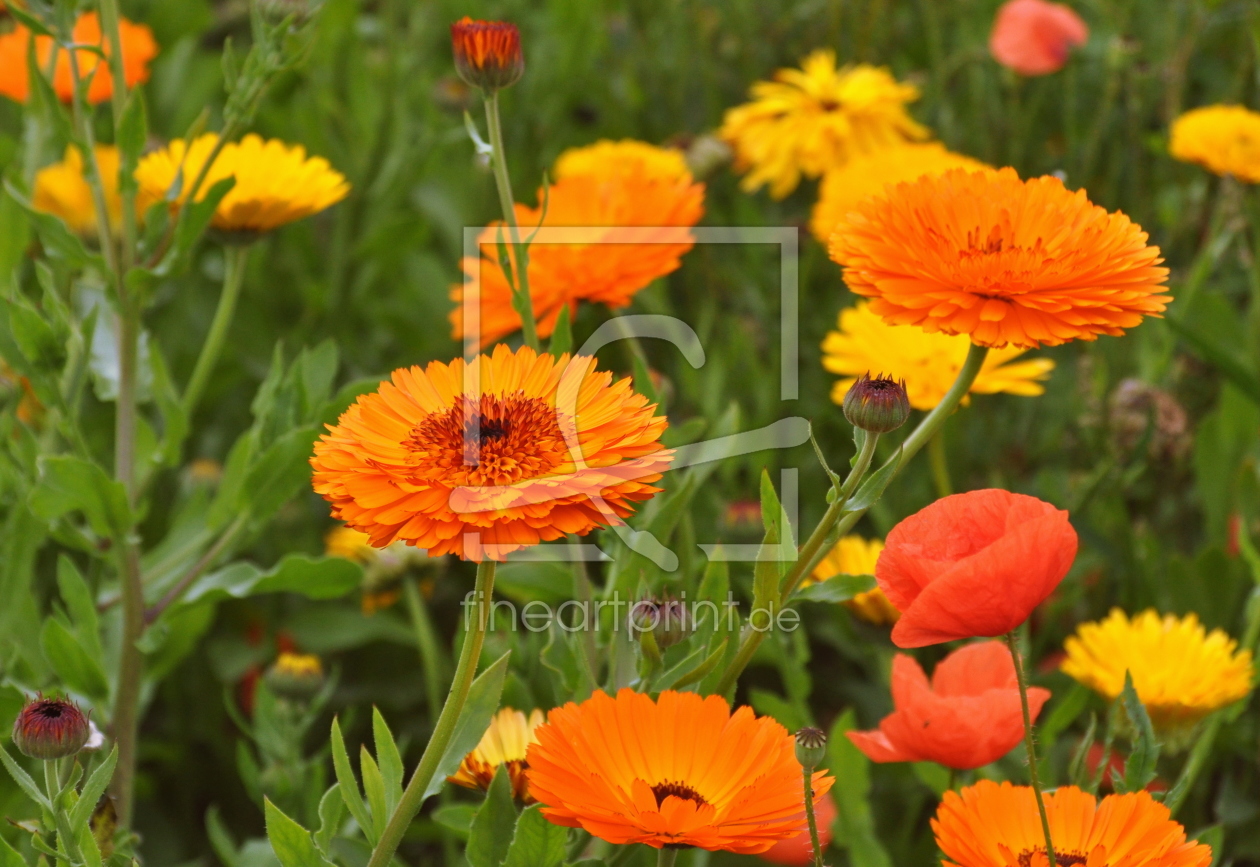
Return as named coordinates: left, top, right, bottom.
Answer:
left=160, top=177, right=235, bottom=276
left=329, top=718, right=373, bottom=843
left=827, top=709, right=891, bottom=867
left=116, top=90, right=148, bottom=182
left=0, top=744, right=51, bottom=811
left=40, top=618, right=110, bottom=700
left=548, top=304, right=572, bottom=356
left=911, top=762, right=950, bottom=796
left=56, top=556, right=103, bottom=661
left=423, top=651, right=511, bottom=800
left=843, top=449, right=902, bottom=514
left=69, top=747, right=118, bottom=833
left=265, top=798, right=334, bottom=867
left=433, top=804, right=477, bottom=839
left=359, top=748, right=388, bottom=842
left=792, top=573, right=877, bottom=604
left=183, top=554, right=361, bottom=607
left=315, top=783, right=345, bottom=855
left=0, top=834, right=27, bottom=867
left=30, top=455, right=133, bottom=539
left=1115, top=671, right=1159, bottom=794
left=656, top=637, right=728, bottom=691
left=206, top=806, right=240, bottom=867
left=371, top=707, right=404, bottom=814
left=1165, top=314, right=1260, bottom=406
left=502, top=804, right=566, bottom=867
left=466, top=766, right=519, bottom=867
left=240, top=424, right=321, bottom=520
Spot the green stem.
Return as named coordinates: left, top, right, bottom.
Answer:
left=98, top=0, right=137, bottom=272
left=928, top=430, right=953, bottom=498
left=1163, top=712, right=1222, bottom=816
left=110, top=543, right=144, bottom=827
left=365, top=560, right=498, bottom=867
left=483, top=90, right=539, bottom=352
left=182, top=245, right=251, bottom=417
left=1006, top=631, right=1056, bottom=867
left=403, top=578, right=446, bottom=725
left=656, top=847, right=679, bottom=867
left=802, top=766, right=824, bottom=867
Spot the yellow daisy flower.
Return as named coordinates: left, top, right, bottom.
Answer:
left=33, top=145, right=122, bottom=235
left=720, top=50, right=928, bottom=199
left=822, top=301, right=1055, bottom=412
left=135, top=133, right=350, bottom=235
left=553, top=138, right=692, bottom=182
left=809, top=143, right=989, bottom=243
left=1170, top=105, right=1260, bottom=183
left=448, top=707, right=545, bottom=802
left=807, top=535, right=900, bottom=625
left=1062, top=609, right=1254, bottom=735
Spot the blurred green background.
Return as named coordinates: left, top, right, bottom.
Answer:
left=3, top=0, right=1260, bottom=864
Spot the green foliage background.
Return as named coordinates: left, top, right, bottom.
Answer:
left=2, top=0, right=1260, bottom=865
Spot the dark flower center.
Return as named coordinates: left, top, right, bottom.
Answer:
left=33, top=701, right=67, bottom=719
left=819, top=98, right=841, bottom=112
left=651, top=780, right=707, bottom=808
left=1017, top=850, right=1089, bottom=867
left=468, top=414, right=510, bottom=444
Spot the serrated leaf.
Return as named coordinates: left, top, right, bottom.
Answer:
left=1117, top=671, right=1159, bottom=794
left=69, top=747, right=117, bottom=832
left=0, top=744, right=51, bottom=811
left=466, top=766, right=518, bottom=867
left=502, top=804, right=566, bottom=867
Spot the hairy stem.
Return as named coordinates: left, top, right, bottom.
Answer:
left=1007, top=631, right=1057, bottom=867
left=483, top=90, right=539, bottom=351
left=803, top=766, right=824, bottom=867
left=183, top=245, right=251, bottom=416
left=365, top=559, right=498, bottom=867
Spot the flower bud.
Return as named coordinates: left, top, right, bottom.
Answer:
left=451, top=17, right=524, bottom=93
left=843, top=373, right=910, bottom=433
left=264, top=652, right=325, bottom=701
left=794, top=727, right=827, bottom=770
left=12, top=697, right=90, bottom=760
left=630, top=596, right=691, bottom=650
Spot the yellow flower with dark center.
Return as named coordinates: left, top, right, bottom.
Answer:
left=810, top=143, right=989, bottom=243
left=822, top=301, right=1055, bottom=412
left=1170, top=105, right=1260, bottom=183
left=135, top=133, right=350, bottom=235
left=448, top=707, right=545, bottom=802
left=34, top=145, right=123, bottom=235
left=720, top=51, right=928, bottom=199
left=806, top=535, right=899, bottom=625
left=1062, top=609, right=1254, bottom=734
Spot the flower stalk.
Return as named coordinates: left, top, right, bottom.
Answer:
left=483, top=90, right=540, bottom=352
left=365, top=559, right=498, bottom=867
left=1006, top=630, right=1057, bottom=867
left=183, top=245, right=252, bottom=416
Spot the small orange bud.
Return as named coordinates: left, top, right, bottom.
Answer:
left=13, top=697, right=90, bottom=759
left=450, top=17, right=523, bottom=93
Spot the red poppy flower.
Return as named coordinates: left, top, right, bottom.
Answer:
left=759, top=795, right=836, bottom=865
left=876, top=489, right=1077, bottom=648
left=847, top=641, right=1049, bottom=770
left=989, top=0, right=1088, bottom=76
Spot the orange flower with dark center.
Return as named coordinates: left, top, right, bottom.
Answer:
left=450, top=17, right=523, bottom=91
left=933, top=780, right=1211, bottom=867
left=0, top=12, right=157, bottom=104
left=847, top=641, right=1049, bottom=769
left=310, top=345, right=670, bottom=561
left=876, top=489, right=1078, bottom=647
left=526, top=689, right=833, bottom=853
left=452, top=140, right=703, bottom=347
left=829, top=168, right=1170, bottom=349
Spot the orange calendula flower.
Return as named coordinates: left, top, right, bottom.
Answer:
left=448, top=707, right=545, bottom=802
left=450, top=17, right=523, bottom=92
left=526, top=689, right=833, bottom=853
left=33, top=145, right=123, bottom=235
left=0, top=12, right=157, bottom=105
left=933, top=780, right=1211, bottom=867
left=136, top=134, right=350, bottom=235
left=451, top=140, right=703, bottom=346
left=829, top=167, right=1171, bottom=349
left=720, top=50, right=929, bottom=199
left=310, top=345, right=670, bottom=561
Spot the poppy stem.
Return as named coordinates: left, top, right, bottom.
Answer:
left=1006, top=631, right=1057, bottom=867
left=365, top=559, right=498, bottom=867
left=656, top=847, right=679, bottom=867
left=802, top=767, right=825, bottom=867
left=483, top=90, right=540, bottom=352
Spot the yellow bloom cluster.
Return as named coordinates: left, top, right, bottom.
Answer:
left=822, top=301, right=1055, bottom=412
left=720, top=50, right=928, bottom=199
left=448, top=707, right=545, bottom=802
left=1170, top=105, right=1260, bottom=183
left=33, top=145, right=123, bottom=235
left=1062, top=608, right=1254, bottom=732
left=808, top=535, right=900, bottom=625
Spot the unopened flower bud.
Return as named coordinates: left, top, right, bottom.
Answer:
left=451, top=17, right=524, bottom=93
left=843, top=373, right=910, bottom=433
left=265, top=652, right=325, bottom=700
left=794, top=727, right=827, bottom=770
left=630, top=596, right=691, bottom=650
left=13, top=697, right=90, bottom=760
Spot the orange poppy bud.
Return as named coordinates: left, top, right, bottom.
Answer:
left=847, top=641, right=1050, bottom=770
left=989, top=0, right=1088, bottom=77
left=450, top=17, right=523, bottom=93
left=876, top=489, right=1077, bottom=648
